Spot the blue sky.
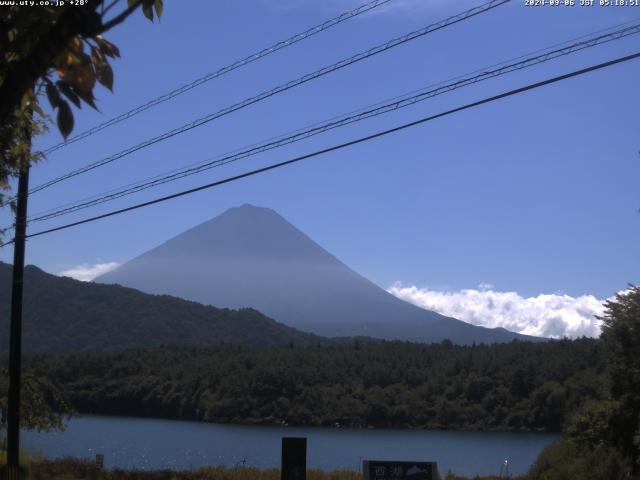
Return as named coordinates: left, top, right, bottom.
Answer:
left=2, top=0, right=639, bottom=336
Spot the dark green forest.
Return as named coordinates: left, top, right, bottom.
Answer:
left=24, top=337, right=605, bottom=432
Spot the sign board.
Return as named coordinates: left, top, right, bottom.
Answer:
left=363, top=460, right=438, bottom=480
left=95, top=453, right=104, bottom=469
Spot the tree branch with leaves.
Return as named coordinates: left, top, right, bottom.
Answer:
left=0, top=0, right=163, bottom=214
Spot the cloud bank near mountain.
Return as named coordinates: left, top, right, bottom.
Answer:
left=60, top=262, right=121, bottom=282
left=388, top=284, right=608, bottom=338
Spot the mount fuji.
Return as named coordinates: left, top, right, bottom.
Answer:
left=97, top=204, right=538, bottom=344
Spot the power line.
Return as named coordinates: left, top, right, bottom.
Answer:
left=26, top=0, right=510, bottom=197
left=41, top=0, right=396, bottom=155
left=26, top=22, right=640, bottom=224
left=13, top=50, right=639, bottom=244
left=36, top=12, right=639, bottom=225
left=26, top=16, right=640, bottom=222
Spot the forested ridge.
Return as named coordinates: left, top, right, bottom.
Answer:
left=0, top=262, right=326, bottom=353
left=24, top=338, right=605, bottom=432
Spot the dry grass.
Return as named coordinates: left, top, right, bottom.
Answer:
left=3, top=459, right=363, bottom=480
left=1, top=457, right=525, bottom=480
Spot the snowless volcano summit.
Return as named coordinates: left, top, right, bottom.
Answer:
left=97, top=204, right=537, bottom=344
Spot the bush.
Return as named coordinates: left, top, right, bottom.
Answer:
left=526, top=440, right=631, bottom=480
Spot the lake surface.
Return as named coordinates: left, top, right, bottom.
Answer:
left=23, top=415, right=558, bottom=477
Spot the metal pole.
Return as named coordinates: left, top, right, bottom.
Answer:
left=6, top=164, right=30, bottom=480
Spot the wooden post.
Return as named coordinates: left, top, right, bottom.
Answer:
left=281, top=437, right=306, bottom=480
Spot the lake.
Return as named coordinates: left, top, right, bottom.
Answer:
left=22, top=415, right=558, bottom=477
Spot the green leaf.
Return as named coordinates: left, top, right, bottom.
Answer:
left=20, top=88, right=33, bottom=109
left=32, top=101, right=46, bottom=118
left=154, top=0, right=163, bottom=19
left=56, top=100, right=74, bottom=139
left=76, top=89, right=98, bottom=111
left=95, top=36, right=120, bottom=59
left=96, top=61, right=114, bottom=92
left=142, top=0, right=154, bottom=21
left=90, top=46, right=103, bottom=63
left=46, top=82, right=60, bottom=109
left=56, top=81, right=81, bottom=108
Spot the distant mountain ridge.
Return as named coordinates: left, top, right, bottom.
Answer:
left=97, top=204, right=540, bottom=344
left=0, top=262, right=325, bottom=354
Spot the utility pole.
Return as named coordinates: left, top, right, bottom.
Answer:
left=6, top=158, right=30, bottom=479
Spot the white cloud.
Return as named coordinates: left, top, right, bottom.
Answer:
left=388, top=283, right=611, bottom=338
left=59, top=262, right=120, bottom=282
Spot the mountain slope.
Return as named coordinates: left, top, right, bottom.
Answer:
left=0, top=262, right=325, bottom=354
left=98, top=204, right=539, bottom=344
